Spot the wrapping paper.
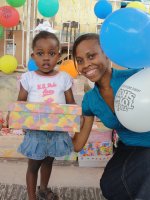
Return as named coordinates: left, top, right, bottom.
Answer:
left=9, top=102, right=81, bottom=132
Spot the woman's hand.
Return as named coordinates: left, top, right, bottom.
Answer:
left=72, top=115, right=94, bottom=152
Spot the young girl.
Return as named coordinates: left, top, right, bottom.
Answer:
left=72, top=33, right=150, bottom=200
left=17, top=31, right=75, bottom=200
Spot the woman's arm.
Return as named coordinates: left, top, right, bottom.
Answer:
left=72, top=115, right=94, bottom=152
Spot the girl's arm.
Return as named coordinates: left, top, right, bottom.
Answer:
left=65, top=88, right=76, bottom=104
left=17, top=83, right=28, bottom=101
left=72, top=115, right=94, bottom=152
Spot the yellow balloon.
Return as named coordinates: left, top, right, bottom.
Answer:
left=127, top=1, right=147, bottom=12
left=0, top=55, right=18, bottom=74
left=59, top=59, right=78, bottom=79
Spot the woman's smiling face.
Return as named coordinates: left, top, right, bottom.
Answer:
left=75, top=39, right=110, bottom=82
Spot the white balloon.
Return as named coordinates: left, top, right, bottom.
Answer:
left=114, top=68, right=150, bottom=132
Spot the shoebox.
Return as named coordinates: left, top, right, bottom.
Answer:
left=88, top=121, right=113, bottom=154
left=0, top=135, right=24, bottom=158
left=9, top=102, right=81, bottom=132
left=55, top=152, right=78, bottom=161
left=0, top=136, right=24, bottom=158
left=78, top=141, right=113, bottom=167
left=0, top=128, right=24, bottom=158
left=78, top=121, right=113, bottom=167
left=78, top=154, right=112, bottom=167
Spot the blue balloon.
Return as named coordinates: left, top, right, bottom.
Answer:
left=38, top=0, right=59, bottom=18
left=94, top=0, right=112, bottom=19
left=28, top=58, right=38, bottom=71
left=100, top=8, right=150, bottom=69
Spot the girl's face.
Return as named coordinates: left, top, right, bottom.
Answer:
left=32, top=38, right=60, bottom=76
left=75, top=39, right=110, bottom=82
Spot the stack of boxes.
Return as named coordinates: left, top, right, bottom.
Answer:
left=0, top=75, right=114, bottom=165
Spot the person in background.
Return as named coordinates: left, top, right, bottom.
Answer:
left=17, top=31, right=75, bottom=200
left=72, top=33, right=150, bottom=200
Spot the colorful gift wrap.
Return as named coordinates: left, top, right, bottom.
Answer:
left=78, top=121, right=113, bottom=167
left=84, top=122, right=113, bottom=155
left=79, top=141, right=113, bottom=156
left=87, top=129, right=112, bottom=144
left=77, top=120, right=113, bottom=167
left=9, top=102, right=81, bottom=132
left=55, top=152, right=78, bottom=161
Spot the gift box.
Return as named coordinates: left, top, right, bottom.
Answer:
left=78, top=121, right=113, bottom=167
left=86, top=121, right=113, bottom=155
left=0, top=135, right=24, bottom=158
left=9, top=102, right=81, bottom=132
left=55, top=152, right=78, bottom=161
left=78, top=154, right=112, bottom=167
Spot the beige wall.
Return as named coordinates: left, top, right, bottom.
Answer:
left=0, top=0, right=121, bottom=67
left=36, top=0, right=121, bottom=33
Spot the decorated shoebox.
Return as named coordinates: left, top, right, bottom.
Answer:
left=78, top=141, right=113, bottom=167
left=78, top=121, right=113, bottom=167
left=9, top=102, right=81, bottom=132
left=0, top=129, right=24, bottom=158
left=55, top=152, right=78, bottom=161
left=78, top=154, right=112, bottom=167
left=0, top=135, right=24, bottom=158
left=87, top=121, right=113, bottom=154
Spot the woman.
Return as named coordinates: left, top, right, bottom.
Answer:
left=72, top=33, right=150, bottom=200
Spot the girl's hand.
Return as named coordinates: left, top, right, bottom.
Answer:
left=6, top=112, right=10, bottom=128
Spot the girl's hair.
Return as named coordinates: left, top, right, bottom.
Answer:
left=72, top=33, right=100, bottom=69
left=72, top=33, right=100, bottom=58
left=32, top=31, right=60, bottom=49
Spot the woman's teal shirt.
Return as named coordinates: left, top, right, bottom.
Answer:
left=82, top=68, right=150, bottom=147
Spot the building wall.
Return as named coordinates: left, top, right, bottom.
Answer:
left=0, top=0, right=121, bottom=68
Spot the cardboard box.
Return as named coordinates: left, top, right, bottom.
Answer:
left=0, top=135, right=24, bottom=158
left=9, top=102, right=81, bottom=132
left=79, top=141, right=113, bottom=157
left=78, top=154, right=112, bottom=167
left=78, top=121, right=113, bottom=167
left=55, top=152, right=78, bottom=161
left=86, top=121, right=113, bottom=155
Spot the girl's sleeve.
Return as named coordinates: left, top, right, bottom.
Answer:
left=20, top=72, right=30, bottom=92
left=82, top=93, right=94, bottom=116
left=64, top=73, right=73, bottom=91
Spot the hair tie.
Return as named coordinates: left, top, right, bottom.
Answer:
left=34, top=21, right=57, bottom=35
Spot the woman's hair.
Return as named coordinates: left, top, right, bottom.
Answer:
left=32, top=31, right=60, bottom=49
left=72, top=33, right=100, bottom=59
